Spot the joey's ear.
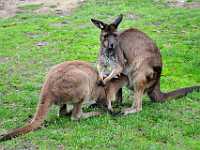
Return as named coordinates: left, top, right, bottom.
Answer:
left=112, top=14, right=123, bottom=29
left=91, top=18, right=107, bottom=30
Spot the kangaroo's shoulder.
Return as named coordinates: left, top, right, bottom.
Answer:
left=119, top=28, right=152, bottom=40
left=49, top=61, right=94, bottom=71
left=120, top=28, right=144, bottom=35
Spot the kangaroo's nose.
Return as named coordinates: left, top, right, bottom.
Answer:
left=109, top=43, right=113, bottom=49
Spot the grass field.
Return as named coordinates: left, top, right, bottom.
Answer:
left=0, top=0, right=200, bottom=149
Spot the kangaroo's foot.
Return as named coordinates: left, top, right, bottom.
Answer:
left=71, top=111, right=101, bottom=121
left=122, top=107, right=142, bottom=116
left=81, top=111, right=101, bottom=119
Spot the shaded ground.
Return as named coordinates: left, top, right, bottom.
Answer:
left=0, top=0, right=85, bottom=18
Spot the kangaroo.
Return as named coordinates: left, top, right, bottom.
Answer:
left=91, top=14, right=200, bottom=115
left=0, top=60, right=128, bottom=141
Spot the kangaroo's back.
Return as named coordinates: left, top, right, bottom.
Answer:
left=119, top=28, right=162, bottom=68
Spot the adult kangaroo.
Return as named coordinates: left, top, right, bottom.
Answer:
left=91, top=14, right=200, bottom=115
left=0, top=61, right=127, bottom=141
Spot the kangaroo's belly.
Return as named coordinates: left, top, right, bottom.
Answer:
left=122, top=54, right=162, bottom=90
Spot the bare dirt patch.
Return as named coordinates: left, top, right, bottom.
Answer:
left=125, top=12, right=141, bottom=20
left=0, top=0, right=85, bottom=18
left=0, top=56, right=10, bottom=64
left=167, top=0, right=200, bottom=8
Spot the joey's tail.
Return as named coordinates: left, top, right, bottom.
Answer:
left=148, top=80, right=200, bottom=102
left=0, top=94, right=52, bottom=142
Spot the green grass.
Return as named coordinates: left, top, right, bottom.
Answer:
left=0, top=0, right=200, bottom=149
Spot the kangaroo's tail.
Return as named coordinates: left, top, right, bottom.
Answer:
left=148, top=79, right=200, bottom=102
left=0, top=94, right=52, bottom=142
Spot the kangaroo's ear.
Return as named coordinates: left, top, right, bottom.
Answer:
left=91, top=18, right=107, bottom=30
left=112, top=14, right=123, bottom=29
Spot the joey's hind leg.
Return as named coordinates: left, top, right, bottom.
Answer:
left=71, top=100, right=101, bottom=121
left=122, top=78, right=145, bottom=115
left=59, top=104, right=72, bottom=117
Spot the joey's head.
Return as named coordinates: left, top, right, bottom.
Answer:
left=91, top=14, right=123, bottom=59
left=95, top=78, right=117, bottom=107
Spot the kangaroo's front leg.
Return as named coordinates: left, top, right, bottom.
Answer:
left=103, top=65, right=123, bottom=84
left=97, top=64, right=108, bottom=81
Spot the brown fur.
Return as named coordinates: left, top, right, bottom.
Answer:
left=91, top=15, right=200, bottom=115
left=0, top=61, right=128, bottom=141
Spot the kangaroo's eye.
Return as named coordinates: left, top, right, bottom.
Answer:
left=103, top=33, right=109, bottom=38
left=104, top=34, right=108, bottom=38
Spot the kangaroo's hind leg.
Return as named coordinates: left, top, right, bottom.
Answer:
left=71, top=100, right=101, bottom=121
left=122, top=75, right=146, bottom=115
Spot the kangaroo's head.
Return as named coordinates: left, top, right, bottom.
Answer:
left=91, top=14, right=123, bottom=58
